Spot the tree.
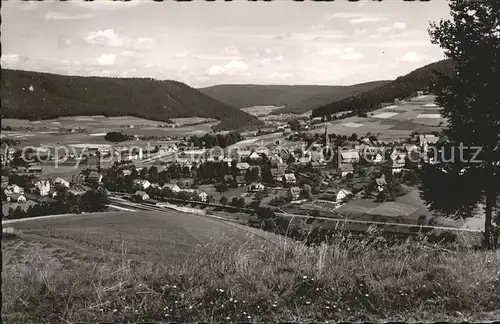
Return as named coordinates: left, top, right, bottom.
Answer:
left=215, top=182, right=228, bottom=194
left=148, top=166, right=159, bottom=183
left=230, top=197, right=245, bottom=209
left=104, top=132, right=130, bottom=143
left=219, top=196, right=228, bottom=205
left=245, top=167, right=259, bottom=183
left=424, top=0, right=500, bottom=248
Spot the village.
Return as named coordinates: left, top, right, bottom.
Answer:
left=1, top=119, right=442, bottom=229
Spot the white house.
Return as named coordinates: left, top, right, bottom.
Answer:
left=249, top=151, right=260, bottom=160
left=35, top=180, right=51, bottom=196
left=247, top=182, right=265, bottom=192
left=87, top=171, right=103, bottom=184
left=134, top=190, right=150, bottom=201
left=371, top=153, right=383, bottom=164
left=284, top=173, right=297, bottom=184
left=195, top=190, right=208, bottom=202
left=381, top=157, right=405, bottom=175
left=162, top=183, right=181, bottom=193
left=340, top=150, right=360, bottom=163
left=7, top=184, right=23, bottom=194
left=335, top=189, right=352, bottom=202
left=133, top=179, right=151, bottom=190
left=10, top=193, right=27, bottom=203
left=121, top=169, right=132, bottom=176
left=54, top=177, right=70, bottom=188
left=375, top=176, right=387, bottom=191
left=339, top=164, right=354, bottom=177
left=288, top=186, right=301, bottom=200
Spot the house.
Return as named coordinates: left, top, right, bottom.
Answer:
left=339, top=150, right=360, bottom=163
left=270, top=156, right=283, bottom=167
left=288, top=186, right=301, bottom=200
left=371, top=153, right=383, bottom=164
left=7, top=184, right=23, bottom=194
left=47, top=189, right=58, bottom=198
left=27, top=165, right=42, bottom=174
left=88, top=171, right=103, bottom=184
left=284, top=173, right=296, bottom=184
left=298, top=156, right=311, bottom=166
left=162, top=183, right=181, bottom=193
left=133, top=179, right=151, bottom=190
left=236, top=162, right=250, bottom=175
left=134, top=190, right=150, bottom=201
left=339, top=163, right=354, bottom=177
left=223, top=175, right=235, bottom=184
left=418, top=134, right=439, bottom=145
left=195, top=190, right=208, bottom=202
left=68, top=184, right=91, bottom=196
left=310, top=161, right=321, bottom=169
left=402, top=144, right=419, bottom=153
left=34, top=180, right=51, bottom=196
left=375, top=175, right=387, bottom=191
left=10, top=193, right=27, bottom=204
left=54, top=177, right=70, bottom=188
left=235, top=175, right=246, bottom=185
left=176, top=178, right=193, bottom=189
left=249, top=151, right=260, bottom=160
left=121, top=169, right=132, bottom=176
left=335, top=189, right=352, bottom=202
left=381, top=157, right=405, bottom=175
left=247, top=182, right=265, bottom=192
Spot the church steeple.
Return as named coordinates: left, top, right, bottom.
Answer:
left=324, top=123, right=329, bottom=147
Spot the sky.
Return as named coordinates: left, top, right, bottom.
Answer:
left=1, top=0, right=451, bottom=88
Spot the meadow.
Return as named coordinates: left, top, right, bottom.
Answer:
left=2, top=210, right=499, bottom=323
left=308, top=95, right=446, bottom=140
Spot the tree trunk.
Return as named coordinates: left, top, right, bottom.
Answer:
left=484, top=191, right=493, bottom=249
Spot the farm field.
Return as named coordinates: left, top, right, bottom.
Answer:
left=6, top=210, right=272, bottom=262
left=308, top=95, right=446, bottom=140
left=241, top=105, right=285, bottom=117
left=170, top=117, right=218, bottom=126
left=2, top=117, right=217, bottom=149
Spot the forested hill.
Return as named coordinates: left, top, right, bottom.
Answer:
left=311, top=59, right=457, bottom=118
left=0, top=69, right=262, bottom=130
left=270, top=80, right=390, bottom=115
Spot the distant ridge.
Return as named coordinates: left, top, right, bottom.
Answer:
left=1, top=69, right=263, bottom=131
left=198, top=84, right=345, bottom=109
left=271, top=80, right=391, bottom=115
left=311, top=59, right=457, bottom=118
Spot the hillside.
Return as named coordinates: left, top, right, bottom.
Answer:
left=311, top=59, right=457, bottom=118
left=3, top=214, right=499, bottom=323
left=0, top=69, right=262, bottom=131
left=198, top=84, right=344, bottom=109
left=271, top=80, right=391, bottom=115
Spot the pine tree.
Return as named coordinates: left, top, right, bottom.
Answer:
left=424, top=0, right=500, bottom=248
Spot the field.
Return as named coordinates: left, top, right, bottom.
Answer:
left=308, top=95, right=446, bottom=140
left=2, top=210, right=499, bottom=322
left=170, top=117, right=219, bottom=126
left=2, top=116, right=216, bottom=147
left=5, top=211, right=273, bottom=261
left=241, top=106, right=285, bottom=117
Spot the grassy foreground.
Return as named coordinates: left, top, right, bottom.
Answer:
left=2, top=231, right=500, bottom=323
